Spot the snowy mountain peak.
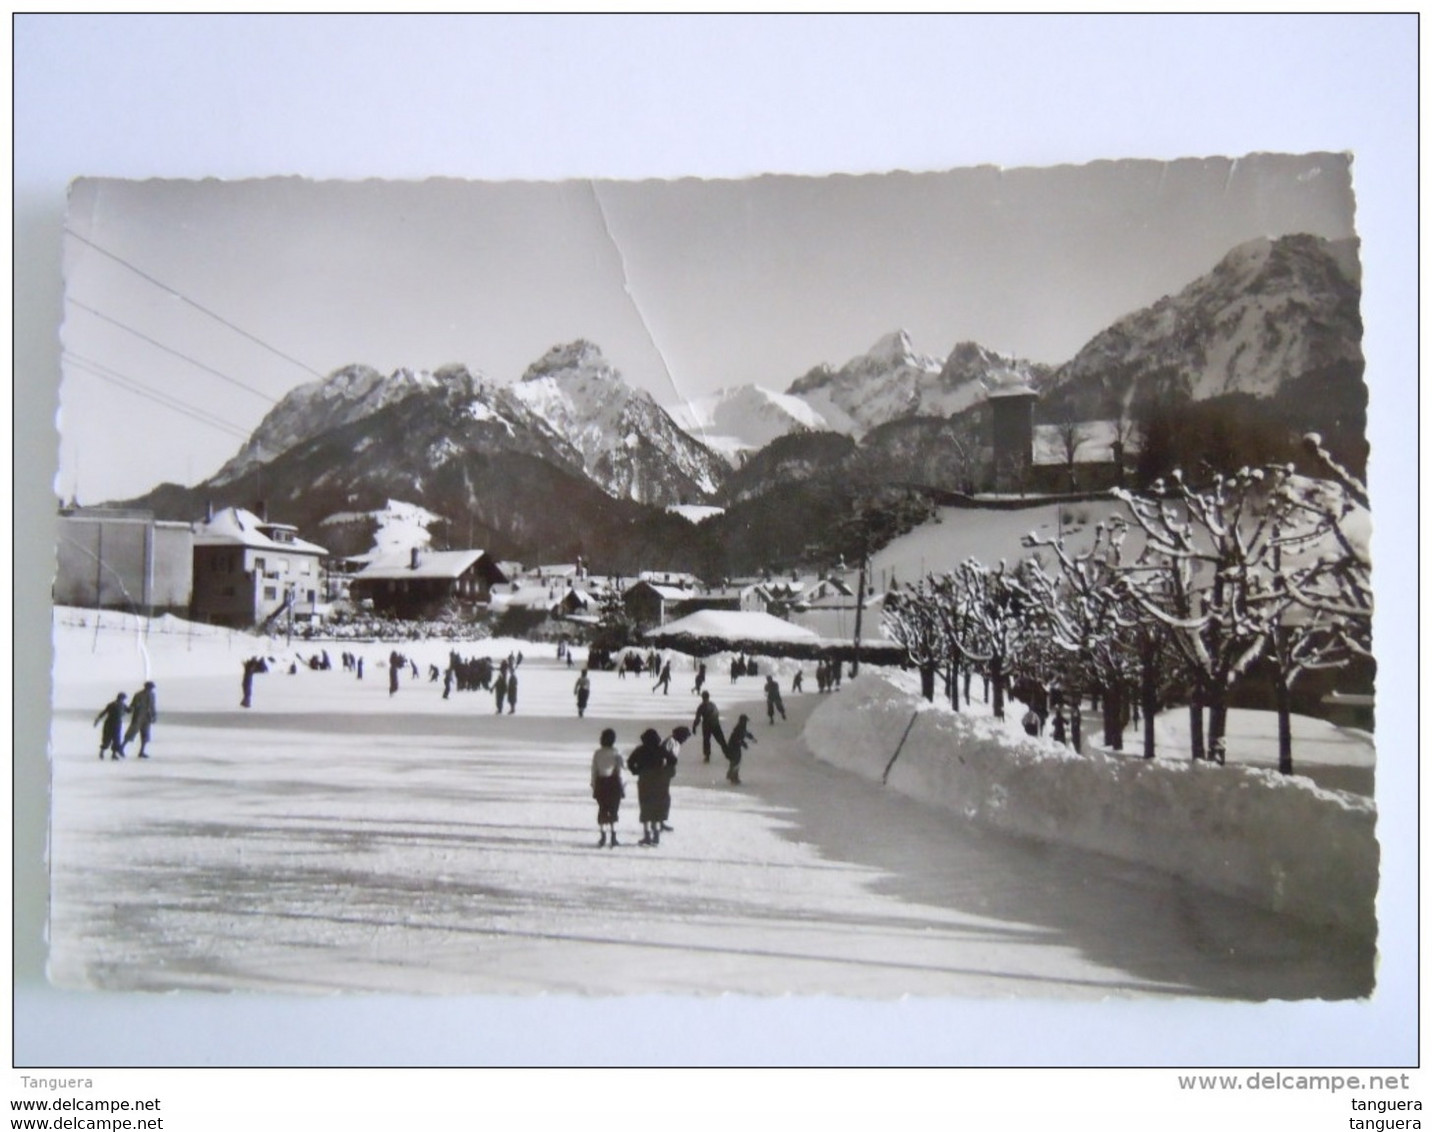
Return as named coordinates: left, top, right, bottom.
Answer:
left=520, top=339, right=616, bottom=383
left=784, top=331, right=1029, bottom=438
left=1048, top=231, right=1363, bottom=411
left=211, top=363, right=454, bottom=485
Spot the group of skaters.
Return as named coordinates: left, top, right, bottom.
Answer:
left=590, top=723, right=691, bottom=848
left=93, top=681, right=158, bottom=760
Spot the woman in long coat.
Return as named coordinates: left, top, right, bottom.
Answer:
left=627, top=728, right=678, bottom=847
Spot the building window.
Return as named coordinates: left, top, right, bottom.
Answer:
left=255, top=556, right=266, bottom=574
left=264, top=586, right=277, bottom=601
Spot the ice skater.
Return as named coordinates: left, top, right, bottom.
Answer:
left=123, top=681, right=158, bottom=758
left=627, top=728, right=678, bottom=847
left=93, top=691, right=128, bottom=759
left=574, top=667, right=592, bottom=718
left=725, top=713, right=756, bottom=784
left=692, top=690, right=729, bottom=764
left=764, top=674, right=786, bottom=724
left=652, top=659, right=672, bottom=695
left=590, top=727, right=625, bottom=848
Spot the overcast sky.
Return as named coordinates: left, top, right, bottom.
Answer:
left=59, top=153, right=1355, bottom=502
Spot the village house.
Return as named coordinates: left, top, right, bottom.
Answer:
left=349, top=547, right=508, bottom=620
left=54, top=507, right=194, bottom=616
left=190, top=505, right=328, bottom=628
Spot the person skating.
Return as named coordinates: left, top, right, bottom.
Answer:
left=652, top=659, right=672, bottom=695
left=692, top=690, right=729, bottom=763
left=792, top=669, right=804, bottom=694
left=123, top=681, right=158, bottom=758
left=692, top=661, right=707, bottom=696
left=241, top=657, right=265, bottom=707
left=657, top=726, right=690, bottom=832
left=764, top=674, right=786, bottom=724
left=506, top=667, right=519, bottom=714
left=590, top=727, right=625, bottom=848
left=93, top=692, right=128, bottom=759
left=725, top=713, right=756, bottom=784
left=574, top=667, right=592, bottom=718
left=494, top=664, right=508, bottom=714
left=626, top=728, right=677, bottom=846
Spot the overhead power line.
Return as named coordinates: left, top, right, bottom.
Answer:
left=64, top=352, right=254, bottom=442
left=63, top=227, right=327, bottom=381
left=65, top=297, right=279, bottom=405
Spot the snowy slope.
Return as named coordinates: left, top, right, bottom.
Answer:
left=667, top=384, right=830, bottom=462
left=318, top=499, right=447, bottom=563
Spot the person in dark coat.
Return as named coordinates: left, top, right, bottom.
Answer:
left=590, top=727, right=625, bottom=848
left=241, top=657, right=263, bottom=707
left=506, top=667, right=518, bottom=714
left=494, top=664, right=509, bottom=714
left=652, top=660, right=672, bottom=695
left=764, top=674, right=786, bottom=724
left=627, top=728, right=678, bottom=846
left=574, top=668, right=592, bottom=718
left=792, top=669, right=804, bottom=694
left=692, top=661, right=707, bottom=695
left=725, top=713, right=756, bottom=784
left=692, top=691, right=729, bottom=763
left=93, top=692, right=128, bottom=759
left=389, top=661, right=400, bottom=696
left=123, top=681, right=158, bottom=758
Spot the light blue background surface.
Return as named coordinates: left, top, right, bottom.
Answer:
left=14, top=13, right=1418, bottom=1068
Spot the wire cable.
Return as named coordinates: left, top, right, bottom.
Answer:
left=63, top=226, right=327, bottom=381
left=65, top=296, right=279, bottom=405
left=64, top=352, right=255, bottom=442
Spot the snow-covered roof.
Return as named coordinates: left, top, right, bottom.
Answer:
left=192, top=506, right=327, bottom=556
left=355, top=548, right=495, bottom=581
left=639, top=570, right=703, bottom=587
left=625, top=581, right=692, bottom=601
left=646, top=610, right=821, bottom=645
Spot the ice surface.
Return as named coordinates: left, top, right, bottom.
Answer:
left=46, top=609, right=1373, bottom=1002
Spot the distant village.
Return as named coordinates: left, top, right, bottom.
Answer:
left=53, top=500, right=886, bottom=652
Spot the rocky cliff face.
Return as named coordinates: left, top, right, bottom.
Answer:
left=1044, top=234, right=1363, bottom=420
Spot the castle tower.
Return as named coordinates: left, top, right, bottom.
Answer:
left=988, top=381, right=1038, bottom=493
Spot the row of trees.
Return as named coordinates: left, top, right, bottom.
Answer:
left=882, top=443, right=1371, bottom=774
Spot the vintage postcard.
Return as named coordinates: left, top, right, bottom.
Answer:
left=49, top=157, right=1374, bottom=1002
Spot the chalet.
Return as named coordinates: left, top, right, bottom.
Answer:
left=191, top=506, right=327, bottom=628
left=623, top=580, right=692, bottom=628
left=54, top=508, right=194, bottom=616
left=350, top=547, right=507, bottom=619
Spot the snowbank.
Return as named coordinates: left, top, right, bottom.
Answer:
left=803, top=674, right=1377, bottom=937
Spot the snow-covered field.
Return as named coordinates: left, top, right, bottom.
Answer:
left=46, top=608, right=1373, bottom=1008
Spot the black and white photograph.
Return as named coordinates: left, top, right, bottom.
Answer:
left=48, top=157, right=1377, bottom=1004
left=14, top=12, right=1416, bottom=1113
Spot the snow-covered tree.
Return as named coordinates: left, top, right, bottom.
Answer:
left=1250, top=470, right=1373, bottom=773
left=1022, top=521, right=1142, bottom=753
left=1112, top=469, right=1284, bottom=763
left=882, top=579, right=944, bottom=702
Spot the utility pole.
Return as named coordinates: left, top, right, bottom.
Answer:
left=851, top=554, right=867, bottom=677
